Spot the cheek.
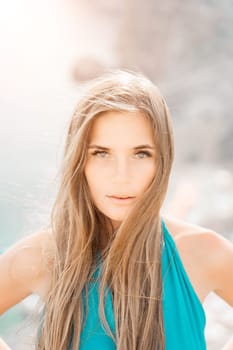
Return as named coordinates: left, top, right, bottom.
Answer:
left=85, top=161, right=109, bottom=185
left=138, top=163, right=156, bottom=187
left=84, top=165, right=104, bottom=196
left=141, top=161, right=157, bottom=176
left=84, top=163, right=96, bottom=184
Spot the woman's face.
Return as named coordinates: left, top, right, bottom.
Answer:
left=84, top=110, right=157, bottom=229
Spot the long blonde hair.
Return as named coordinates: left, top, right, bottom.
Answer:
left=37, top=69, right=174, bottom=349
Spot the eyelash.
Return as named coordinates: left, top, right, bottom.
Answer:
left=90, top=150, right=152, bottom=158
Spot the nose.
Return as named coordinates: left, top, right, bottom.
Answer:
left=112, top=157, right=131, bottom=184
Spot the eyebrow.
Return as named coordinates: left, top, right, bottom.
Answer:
left=88, top=144, right=156, bottom=150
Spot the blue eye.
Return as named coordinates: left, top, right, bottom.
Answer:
left=91, top=151, right=108, bottom=158
left=90, top=150, right=152, bottom=159
left=136, top=151, right=152, bottom=158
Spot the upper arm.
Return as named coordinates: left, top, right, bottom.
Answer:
left=207, top=231, right=233, bottom=307
left=0, top=230, right=53, bottom=315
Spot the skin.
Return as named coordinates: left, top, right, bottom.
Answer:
left=84, top=111, right=157, bottom=231
left=0, top=111, right=233, bottom=348
left=222, top=335, right=233, bottom=350
left=0, top=338, right=10, bottom=350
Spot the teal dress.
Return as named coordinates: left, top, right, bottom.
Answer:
left=70, top=220, right=207, bottom=349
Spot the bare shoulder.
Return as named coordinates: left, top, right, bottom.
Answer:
left=164, top=214, right=229, bottom=244
left=163, top=215, right=233, bottom=306
left=0, top=229, right=55, bottom=314
left=163, top=215, right=230, bottom=262
left=2, top=229, right=55, bottom=274
left=163, top=215, right=213, bottom=238
left=164, top=216, right=216, bottom=263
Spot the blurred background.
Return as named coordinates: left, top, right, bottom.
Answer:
left=0, top=1, right=233, bottom=349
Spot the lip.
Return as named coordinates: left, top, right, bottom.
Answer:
left=107, top=195, right=136, bottom=204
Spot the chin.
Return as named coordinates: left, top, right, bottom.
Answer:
left=98, top=206, right=131, bottom=224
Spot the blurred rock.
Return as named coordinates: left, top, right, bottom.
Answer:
left=72, top=56, right=109, bottom=82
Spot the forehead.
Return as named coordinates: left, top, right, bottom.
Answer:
left=88, top=111, right=154, bottom=143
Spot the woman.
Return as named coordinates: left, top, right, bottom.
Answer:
left=0, top=70, right=233, bottom=350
